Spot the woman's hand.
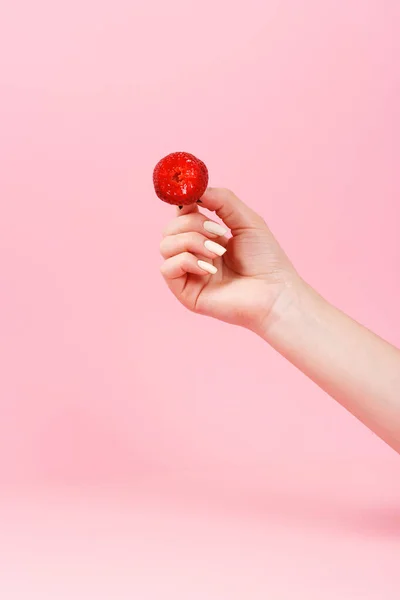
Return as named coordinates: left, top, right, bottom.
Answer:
left=160, top=187, right=299, bottom=334
left=160, top=186, right=400, bottom=453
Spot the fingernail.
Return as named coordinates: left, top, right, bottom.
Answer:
left=204, top=239, right=227, bottom=256
left=203, top=221, right=227, bottom=237
left=198, top=260, right=217, bottom=275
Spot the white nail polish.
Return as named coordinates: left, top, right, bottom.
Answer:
left=204, top=239, right=227, bottom=256
left=198, top=260, right=217, bottom=275
left=203, top=221, right=227, bottom=237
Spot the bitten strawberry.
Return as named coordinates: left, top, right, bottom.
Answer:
left=153, top=152, right=209, bottom=207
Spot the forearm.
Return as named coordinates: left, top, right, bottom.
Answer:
left=262, top=281, right=400, bottom=453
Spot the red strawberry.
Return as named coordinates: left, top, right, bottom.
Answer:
left=153, top=152, right=209, bottom=207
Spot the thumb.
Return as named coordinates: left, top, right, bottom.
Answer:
left=199, top=188, right=264, bottom=233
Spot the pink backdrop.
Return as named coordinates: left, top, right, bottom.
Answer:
left=1, top=0, right=399, bottom=597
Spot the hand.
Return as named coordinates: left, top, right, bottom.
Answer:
left=160, top=188, right=400, bottom=454
left=160, top=187, right=300, bottom=334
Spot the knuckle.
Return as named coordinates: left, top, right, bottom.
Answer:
left=181, top=251, right=193, bottom=266
left=256, top=213, right=267, bottom=228
left=221, top=187, right=235, bottom=199
left=159, top=236, right=170, bottom=257
left=162, top=216, right=186, bottom=236
left=181, top=213, right=203, bottom=230
left=178, top=215, right=194, bottom=231
left=162, top=221, right=175, bottom=237
left=184, top=231, right=202, bottom=245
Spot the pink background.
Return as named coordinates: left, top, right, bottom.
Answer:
left=1, top=0, right=399, bottom=597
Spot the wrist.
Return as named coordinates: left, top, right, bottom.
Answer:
left=255, top=275, right=321, bottom=347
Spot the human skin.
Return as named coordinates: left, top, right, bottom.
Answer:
left=160, top=188, right=400, bottom=454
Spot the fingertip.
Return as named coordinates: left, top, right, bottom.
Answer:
left=198, top=187, right=222, bottom=211
left=200, top=187, right=234, bottom=203
left=197, top=260, right=217, bottom=275
left=199, top=187, right=212, bottom=201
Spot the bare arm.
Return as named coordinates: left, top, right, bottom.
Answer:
left=263, top=281, right=400, bottom=452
